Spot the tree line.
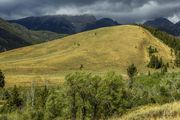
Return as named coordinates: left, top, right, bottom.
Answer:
left=140, top=25, right=180, bottom=67
left=0, top=66, right=179, bottom=120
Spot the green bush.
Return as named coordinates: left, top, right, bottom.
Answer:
left=0, top=70, right=5, bottom=88
left=1, top=71, right=180, bottom=120
left=148, top=55, right=163, bottom=69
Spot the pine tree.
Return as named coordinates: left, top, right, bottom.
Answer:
left=7, top=85, right=23, bottom=109
left=127, top=64, right=137, bottom=88
left=161, top=65, right=168, bottom=74
left=175, top=51, right=180, bottom=67
left=148, top=55, right=163, bottom=69
left=0, top=70, right=5, bottom=88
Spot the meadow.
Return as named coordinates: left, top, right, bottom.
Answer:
left=0, top=25, right=176, bottom=87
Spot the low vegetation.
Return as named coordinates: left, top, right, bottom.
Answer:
left=0, top=68, right=179, bottom=120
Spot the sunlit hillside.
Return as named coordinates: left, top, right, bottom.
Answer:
left=111, top=101, right=180, bottom=120
left=0, top=25, right=175, bottom=86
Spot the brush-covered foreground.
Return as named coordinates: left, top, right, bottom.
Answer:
left=0, top=72, right=179, bottom=120
left=0, top=25, right=176, bottom=86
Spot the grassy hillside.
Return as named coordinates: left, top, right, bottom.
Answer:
left=111, top=101, right=180, bottom=120
left=0, top=25, right=176, bottom=86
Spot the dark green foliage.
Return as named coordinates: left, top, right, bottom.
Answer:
left=148, top=46, right=158, bottom=56
left=161, top=65, right=168, bottom=74
left=148, top=55, right=163, bottom=69
left=0, top=89, right=10, bottom=100
left=175, top=51, right=180, bottom=67
left=127, top=64, right=138, bottom=88
left=102, top=72, right=124, bottom=117
left=80, top=64, right=84, bottom=70
left=1, top=72, right=180, bottom=120
left=65, top=72, right=79, bottom=120
left=127, top=64, right=138, bottom=79
left=65, top=72, right=125, bottom=120
left=45, top=91, right=66, bottom=119
left=139, top=25, right=180, bottom=67
left=6, top=86, right=23, bottom=111
left=35, top=86, right=49, bottom=109
left=140, top=25, right=180, bottom=51
left=0, top=115, right=8, bottom=120
left=0, top=70, right=5, bottom=88
left=0, top=18, right=65, bottom=51
left=29, top=110, right=44, bottom=120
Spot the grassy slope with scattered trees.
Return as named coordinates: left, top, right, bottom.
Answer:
left=0, top=25, right=179, bottom=119
left=0, top=70, right=179, bottom=120
left=140, top=25, right=180, bottom=67
left=0, top=25, right=175, bottom=86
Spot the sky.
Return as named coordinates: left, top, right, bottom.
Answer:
left=0, top=0, right=180, bottom=23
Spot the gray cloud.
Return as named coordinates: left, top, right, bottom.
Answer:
left=0, top=0, right=180, bottom=23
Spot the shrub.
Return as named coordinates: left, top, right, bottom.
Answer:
left=127, top=64, right=138, bottom=88
left=148, top=46, right=158, bottom=56
left=6, top=85, right=23, bottom=111
left=148, top=55, right=163, bottom=69
left=0, top=70, right=5, bottom=88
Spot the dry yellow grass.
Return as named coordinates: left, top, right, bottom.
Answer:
left=111, top=101, right=180, bottom=120
left=0, top=25, right=175, bottom=86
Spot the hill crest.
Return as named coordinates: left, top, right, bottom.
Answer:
left=0, top=25, right=175, bottom=86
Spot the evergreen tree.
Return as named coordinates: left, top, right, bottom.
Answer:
left=161, top=65, right=168, bottom=74
left=127, top=64, right=137, bottom=88
left=148, top=46, right=158, bottom=56
left=0, top=70, right=5, bottom=88
left=7, top=85, right=23, bottom=109
left=148, top=55, right=163, bottom=69
left=175, top=51, right=180, bottom=67
left=65, top=72, right=80, bottom=120
left=80, top=64, right=84, bottom=70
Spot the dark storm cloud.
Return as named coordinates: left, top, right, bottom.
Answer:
left=1, top=0, right=180, bottom=23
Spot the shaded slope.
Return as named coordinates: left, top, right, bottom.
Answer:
left=144, top=18, right=180, bottom=36
left=0, top=28, right=30, bottom=51
left=0, top=18, right=65, bottom=51
left=9, top=15, right=96, bottom=34
left=9, top=15, right=119, bottom=34
left=82, top=18, right=119, bottom=31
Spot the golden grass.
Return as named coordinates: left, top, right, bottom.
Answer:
left=111, top=101, right=180, bottom=120
left=0, top=25, right=176, bottom=86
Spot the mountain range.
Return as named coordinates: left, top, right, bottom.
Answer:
left=9, top=15, right=120, bottom=34
left=144, top=17, right=180, bottom=36
left=1, top=15, right=180, bottom=52
left=0, top=18, right=65, bottom=51
left=10, top=15, right=180, bottom=37
left=0, top=15, right=120, bottom=52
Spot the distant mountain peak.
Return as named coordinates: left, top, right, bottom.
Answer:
left=144, top=17, right=180, bottom=36
left=9, top=14, right=97, bottom=34
left=82, top=18, right=119, bottom=31
left=144, top=17, right=174, bottom=26
left=0, top=17, right=63, bottom=51
left=9, top=15, right=120, bottom=34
